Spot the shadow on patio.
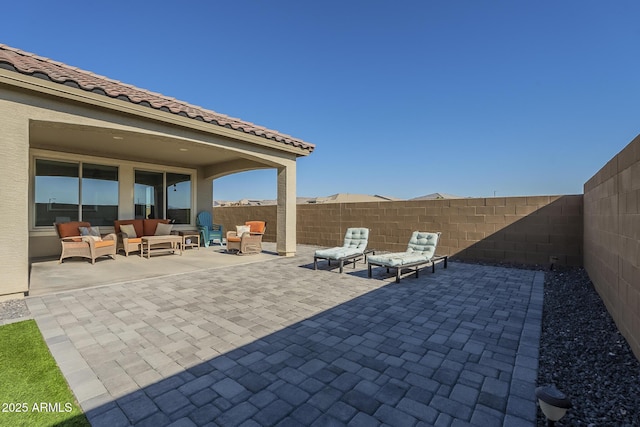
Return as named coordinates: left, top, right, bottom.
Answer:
left=26, top=246, right=542, bottom=426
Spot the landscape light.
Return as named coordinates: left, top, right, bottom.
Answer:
left=536, top=385, right=572, bottom=426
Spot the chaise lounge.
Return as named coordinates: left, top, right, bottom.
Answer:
left=367, top=231, right=447, bottom=283
left=314, top=228, right=370, bottom=273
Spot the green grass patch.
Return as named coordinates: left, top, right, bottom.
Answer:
left=0, top=320, right=90, bottom=427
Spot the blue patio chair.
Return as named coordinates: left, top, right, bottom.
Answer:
left=196, top=211, right=223, bottom=247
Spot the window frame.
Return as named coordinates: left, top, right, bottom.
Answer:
left=30, top=149, right=196, bottom=232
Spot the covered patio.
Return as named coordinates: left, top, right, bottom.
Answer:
left=0, top=43, right=314, bottom=300
left=28, top=243, right=281, bottom=297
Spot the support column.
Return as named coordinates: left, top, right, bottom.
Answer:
left=196, top=167, right=213, bottom=223
left=0, top=104, right=29, bottom=298
left=277, top=161, right=296, bottom=256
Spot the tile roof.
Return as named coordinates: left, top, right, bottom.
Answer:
left=0, top=44, right=314, bottom=152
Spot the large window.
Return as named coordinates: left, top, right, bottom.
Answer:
left=81, top=164, right=119, bottom=226
left=135, top=170, right=192, bottom=224
left=134, top=170, right=164, bottom=220
left=167, top=173, right=191, bottom=224
left=35, top=159, right=118, bottom=226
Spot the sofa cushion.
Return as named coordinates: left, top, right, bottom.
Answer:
left=79, top=226, right=101, bottom=237
left=236, top=225, right=251, bottom=235
left=56, top=221, right=91, bottom=239
left=114, top=220, right=144, bottom=238
left=155, top=223, right=173, bottom=236
left=94, top=240, right=116, bottom=248
left=143, top=219, right=170, bottom=236
left=119, top=224, right=137, bottom=238
left=246, top=221, right=266, bottom=234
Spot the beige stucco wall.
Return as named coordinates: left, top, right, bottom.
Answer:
left=0, top=98, right=30, bottom=298
left=584, top=134, right=640, bottom=360
left=215, top=194, right=583, bottom=266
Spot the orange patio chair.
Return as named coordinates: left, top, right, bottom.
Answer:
left=226, top=221, right=266, bottom=255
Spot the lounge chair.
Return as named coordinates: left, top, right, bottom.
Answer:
left=226, top=221, right=266, bottom=255
left=367, top=231, right=447, bottom=283
left=55, top=221, right=117, bottom=264
left=196, top=211, right=224, bottom=247
left=314, top=228, right=370, bottom=273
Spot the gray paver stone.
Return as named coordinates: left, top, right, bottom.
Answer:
left=253, top=399, right=293, bottom=426
left=212, top=378, right=247, bottom=400
left=216, top=401, right=258, bottom=427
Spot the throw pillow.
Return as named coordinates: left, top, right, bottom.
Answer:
left=155, top=223, right=173, bottom=236
left=79, top=226, right=101, bottom=237
left=236, top=225, right=251, bottom=236
left=119, top=224, right=137, bottom=238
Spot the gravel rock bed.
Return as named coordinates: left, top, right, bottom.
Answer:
left=537, top=267, right=640, bottom=426
left=0, top=298, right=31, bottom=324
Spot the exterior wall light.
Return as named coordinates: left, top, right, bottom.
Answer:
left=535, top=385, right=572, bottom=426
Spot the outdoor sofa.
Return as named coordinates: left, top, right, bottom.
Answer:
left=113, top=219, right=173, bottom=256
left=367, top=231, right=447, bottom=283
left=314, top=227, right=370, bottom=273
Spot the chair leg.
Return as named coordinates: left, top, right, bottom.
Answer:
left=314, top=257, right=318, bottom=270
left=396, top=268, right=401, bottom=283
left=339, top=260, right=344, bottom=274
left=368, top=263, right=372, bottom=278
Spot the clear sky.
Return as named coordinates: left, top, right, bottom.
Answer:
left=3, top=1, right=639, bottom=200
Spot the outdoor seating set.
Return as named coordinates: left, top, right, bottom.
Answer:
left=314, top=228, right=447, bottom=283
left=54, top=212, right=266, bottom=263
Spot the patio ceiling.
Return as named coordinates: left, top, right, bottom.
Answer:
left=29, top=120, right=269, bottom=170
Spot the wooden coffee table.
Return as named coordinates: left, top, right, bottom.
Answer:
left=140, top=235, right=183, bottom=259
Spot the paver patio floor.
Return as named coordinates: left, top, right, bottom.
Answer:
left=26, top=245, right=543, bottom=427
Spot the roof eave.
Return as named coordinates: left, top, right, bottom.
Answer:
left=0, top=68, right=314, bottom=157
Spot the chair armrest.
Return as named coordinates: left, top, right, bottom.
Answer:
left=226, top=231, right=238, bottom=239
left=103, top=233, right=117, bottom=241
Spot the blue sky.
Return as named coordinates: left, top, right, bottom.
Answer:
left=4, top=1, right=639, bottom=200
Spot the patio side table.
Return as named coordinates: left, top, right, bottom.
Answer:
left=175, top=230, right=200, bottom=250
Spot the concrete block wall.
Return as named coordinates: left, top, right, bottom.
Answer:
left=214, top=194, right=583, bottom=267
left=584, top=134, right=640, bottom=360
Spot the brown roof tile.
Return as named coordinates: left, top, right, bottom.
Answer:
left=0, top=44, right=314, bottom=152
